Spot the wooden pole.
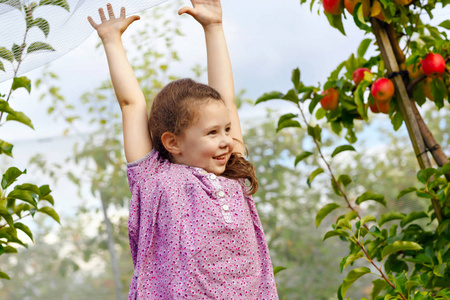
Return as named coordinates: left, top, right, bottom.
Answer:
left=370, top=18, right=431, bottom=170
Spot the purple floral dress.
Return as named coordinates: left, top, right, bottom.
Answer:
left=127, top=150, right=279, bottom=299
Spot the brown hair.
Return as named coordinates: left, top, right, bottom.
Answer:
left=149, top=78, right=258, bottom=194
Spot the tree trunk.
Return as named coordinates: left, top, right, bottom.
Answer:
left=100, top=192, right=124, bottom=300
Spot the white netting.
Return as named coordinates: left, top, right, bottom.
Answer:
left=0, top=0, right=167, bottom=83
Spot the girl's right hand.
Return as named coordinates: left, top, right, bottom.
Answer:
left=88, top=3, right=140, bottom=44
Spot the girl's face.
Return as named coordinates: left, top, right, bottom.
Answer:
left=174, top=101, right=234, bottom=175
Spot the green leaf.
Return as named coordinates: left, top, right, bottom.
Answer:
left=337, top=218, right=352, bottom=230
left=273, top=266, right=287, bottom=276
left=397, top=187, right=418, bottom=200
left=6, top=111, right=34, bottom=129
left=39, top=0, right=70, bottom=11
left=331, top=178, right=342, bottom=196
left=360, top=215, right=376, bottom=227
left=3, top=245, right=18, bottom=253
left=294, top=151, right=313, bottom=166
left=431, top=77, right=447, bottom=109
left=438, top=219, right=450, bottom=234
left=0, top=271, right=10, bottom=280
left=38, top=206, right=60, bottom=224
left=330, top=61, right=346, bottom=81
left=417, top=168, right=436, bottom=184
left=0, top=60, right=4, bottom=72
left=12, top=43, right=24, bottom=62
left=340, top=252, right=365, bottom=273
left=338, top=174, right=352, bottom=187
left=368, top=225, right=384, bottom=239
left=315, top=203, right=340, bottom=227
left=0, top=139, right=13, bottom=157
left=378, top=211, right=405, bottom=227
left=0, top=0, right=21, bottom=10
left=307, top=125, right=322, bottom=142
left=0, top=100, right=15, bottom=115
left=276, top=113, right=301, bottom=132
left=7, top=190, right=37, bottom=207
left=357, top=38, right=372, bottom=58
left=1, top=167, right=25, bottom=189
left=338, top=267, right=371, bottom=299
left=291, top=68, right=301, bottom=92
left=255, top=91, right=283, bottom=104
left=381, top=241, right=423, bottom=259
left=39, top=185, right=54, bottom=205
left=325, top=12, right=346, bottom=36
left=371, top=279, right=389, bottom=300
left=331, top=145, right=356, bottom=158
left=439, top=20, right=450, bottom=30
left=355, top=191, right=386, bottom=206
left=12, top=76, right=31, bottom=93
left=307, top=167, right=324, bottom=188
left=391, top=112, right=403, bottom=131
left=0, top=206, right=15, bottom=229
left=14, top=222, right=33, bottom=242
left=15, top=183, right=40, bottom=195
left=32, top=18, right=50, bottom=38
left=0, top=47, right=14, bottom=62
left=400, top=212, right=428, bottom=227
left=323, top=229, right=349, bottom=241
left=282, top=89, right=300, bottom=104
left=27, top=42, right=55, bottom=54
left=352, top=3, right=371, bottom=32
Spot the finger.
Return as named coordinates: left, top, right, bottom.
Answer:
left=87, top=16, right=98, bottom=29
left=107, top=3, right=115, bottom=19
left=125, top=15, right=140, bottom=27
left=178, top=6, right=195, bottom=16
left=99, top=7, right=107, bottom=22
left=120, top=7, right=126, bottom=18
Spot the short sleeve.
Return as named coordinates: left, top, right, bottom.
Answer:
left=126, top=149, right=168, bottom=191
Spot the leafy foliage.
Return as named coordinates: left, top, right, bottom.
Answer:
left=0, top=0, right=65, bottom=280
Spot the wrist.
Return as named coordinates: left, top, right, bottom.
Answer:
left=99, top=32, right=123, bottom=45
left=202, top=22, right=223, bottom=33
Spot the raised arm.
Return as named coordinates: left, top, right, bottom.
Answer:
left=88, top=4, right=152, bottom=163
left=178, top=0, right=245, bottom=156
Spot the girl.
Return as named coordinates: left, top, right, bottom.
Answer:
left=88, top=1, right=279, bottom=299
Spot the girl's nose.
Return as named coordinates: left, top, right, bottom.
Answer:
left=221, top=134, right=234, bottom=151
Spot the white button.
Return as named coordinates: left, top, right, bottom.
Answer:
left=217, top=190, right=225, bottom=197
left=222, top=204, right=229, bottom=211
left=210, top=174, right=217, bottom=180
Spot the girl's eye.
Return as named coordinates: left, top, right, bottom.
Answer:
left=208, top=130, right=217, bottom=135
left=225, top=127, right=231, bottom=133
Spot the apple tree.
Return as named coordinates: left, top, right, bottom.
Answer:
left=257, top=0, right=450, bottom=299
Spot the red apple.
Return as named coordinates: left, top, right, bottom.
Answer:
left=344, top=0, right=370, bottom=17
left=371, top=78, right=395, bottom=102
left=353, top=67, right=372, bottom=85
left=320, top=88, right=339, bottom=110
left=422, top=53, right=446, bottom=78
left=376, top=99, right=390, bottom=114
left=369, top=102, right=379, bottom=113
left=370, top=0, right=385, bottom=21
left=323, top=0, right=342, bottom=15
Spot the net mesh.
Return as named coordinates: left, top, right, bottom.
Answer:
left=0, top=0, right=167, bottom=83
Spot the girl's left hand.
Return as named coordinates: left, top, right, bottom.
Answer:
left=178, top=0, right=222, bottom=27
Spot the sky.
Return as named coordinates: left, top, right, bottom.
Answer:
left=0, top=0, right=448, bottom=216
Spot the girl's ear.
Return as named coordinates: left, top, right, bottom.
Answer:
left=161, top=132, right=182, bottom=155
